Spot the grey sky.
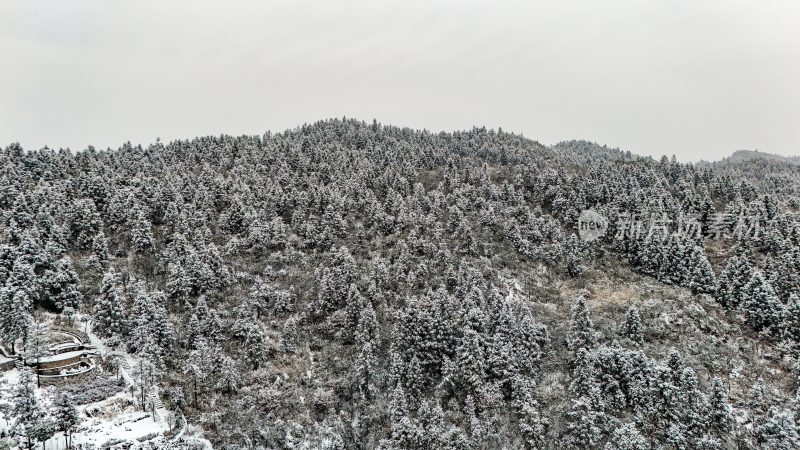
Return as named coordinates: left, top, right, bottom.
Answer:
left=1, top=0, right=798, bottom=161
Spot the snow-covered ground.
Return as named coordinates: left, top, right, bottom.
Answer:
left=0, top=314, right=200, bottom=449
left=44, top=397, right=169, bottom=450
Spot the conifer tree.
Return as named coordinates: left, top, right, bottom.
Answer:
left=52, top=392, right=81, bottom=449
left=130, top=207, right=154, bottom=254
left=45, top=256, right=83, bottom=311
left=5, top=259, right=39, bottom=309
left=688, top=246, right=717, bottom=295
left=741, top=271, right=783, bottom=334
left=569, top=349, right=600, bottom=402
left=10, top=368, right=49, bottom=448
left=89, top=231, right=111, bottom=271
left=457, top=326, right=486, bottom=391
left=214, top=355, right=241, bottom=393
left=67, top=198, right=102, bottom=250
left=184, top=338, right=210, bottom=407
left=620, top=306, right=644, bottom=346
left=354, top=340, right=378, bottom=401
left=343, top=285, right=367, bottom=343
left=130, top=285, right=174, bottom=354
left=93, top=269, right=128, bottom=341
left=756, top=407, right=800, bottom=449
left=356, top=299, right=380, bottom=349
left=388, top=383, right=409, bottom=424
left=783, top=294, right=800, bottom=345
left=677, top=367, right=709, bottom=439
left=0, top=287, right=30, bottom=354
left=566, top=395, right=605, bottom=449
left=567, top=295, right=598, bottom=354
left=708, top=377, right=734, bottom=437
left=716, top=254, right=753, bottom=308
left=603, top=422, right=648, bottom=450
left=244, top=326, right=269, bottom=370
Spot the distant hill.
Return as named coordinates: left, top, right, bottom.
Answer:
left=722, top=149, right=800, bottom=165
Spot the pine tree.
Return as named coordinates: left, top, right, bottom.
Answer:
left=356, top=299, right=380, bottom=349
left=693, top=434, right=724, bottom=450
left=52, top=392, right=81, bottom=449
left=0, top=287, right=31, bottom=354
left=93, top=269, right=128, bottom=341
left=567, top=295, right=598, bottom=353
left=10, top=368, right=49, bottom=448
left=716, top=254, right=753, bottom=308
left=567, top=347, right=606, bottom=448
left=511, top=375, right=549, bottom=449
left=783, top=294, right=800, bottom=345
left=688, top=246, right=717, bottom=295
left=708, top=377, right=733, bottom=436
left=404, top=354, right=424, bottom=401
left=0, top=244, right=17, bottom=285
left=130, top=207, right=154, bottom=254
left=343, top=285, right=367, bottom=343
left=214, top=355, right=241, bottom=393
left=244, top=326, right=269, bottom=370
left=130, top=286, right=174, bottom=355
left=741, top=271, right=783, bottom=334
left=756, top=407, right=800, bottom=449
left=45, top=256, right=83, bottom=311
left=603, top=422, right=648, bottom=450
left=570, top=349, right=600, bottom=402
left=620, top=306, right=644, bottom=346
left=138, top=336, right=166, bottom=404
left=457, top=327, right=486, bottom=391
left=184, top=338, right=210, bottom=407
left=29, top=418, right=55, bottom=450
left=748, top=377, right=768, bottom=417
left=222, top=196, right=248, bottom=234
left=5, top=259, right=39, bottom=309
left=354, top=340, right=378, bottom=401
left=388, top=383, right=409, bottom=424
left=67, top=198, right=102, bottom=250
left=566, top=395, right=605, bottom=448
left=89, top=231, right=111, bottom=271
left=677, top=367, right=709, bottom=439
left=281, top=315, right=299, bottom=353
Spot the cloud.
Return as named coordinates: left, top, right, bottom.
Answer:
left=1, top=0, right=798, bottom=160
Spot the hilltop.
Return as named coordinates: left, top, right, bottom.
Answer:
left=0, top=119, right=799, bottom=449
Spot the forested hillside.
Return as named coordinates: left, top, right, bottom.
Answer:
left=2, top=118, right=800, bottom=449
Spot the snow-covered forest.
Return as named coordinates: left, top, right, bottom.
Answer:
left=1, top=118, right=800, bottom=449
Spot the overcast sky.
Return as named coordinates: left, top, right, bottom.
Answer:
left=1, top=1, right=798, bottom=161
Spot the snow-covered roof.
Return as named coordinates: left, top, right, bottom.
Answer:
left=50, top=342, right=82, bottom=351
left=36, top=349, right=95, bottom=364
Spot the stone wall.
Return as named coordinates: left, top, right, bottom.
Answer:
left=0, top=358, right=15, bottom=372
left=37, top=353, right=84, bottom=370
left=39, top=363, right=96, bottom=387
